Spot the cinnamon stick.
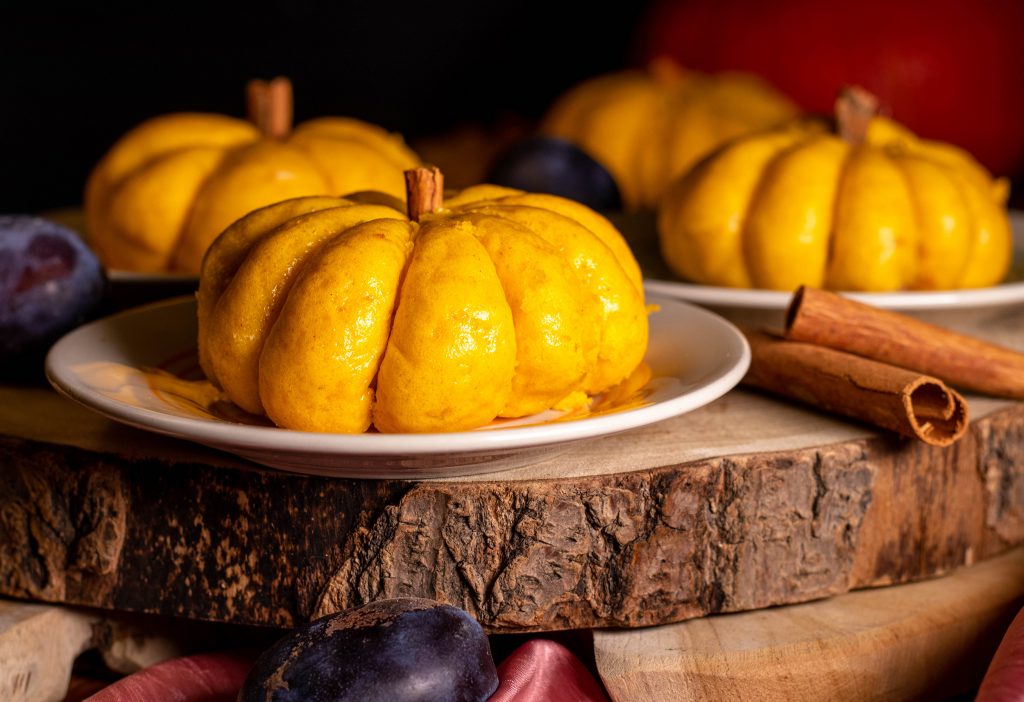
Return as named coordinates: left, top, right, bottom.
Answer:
left=835, top=85, right=878, bottom=145
left=786, top=286, right=1024, bottom=399
left=742, top=329, right=968, bottom=446
left=404, top=166, right=444, bottom=222
left=246, top=77, right=293, bottom=140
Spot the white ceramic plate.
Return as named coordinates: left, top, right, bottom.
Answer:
left=643, top=211, right=1024, bottom=312
left=44, top=296, right=750, bottom=479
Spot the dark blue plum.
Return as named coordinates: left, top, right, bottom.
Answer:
left=239, top=598, right=498, bottom=702
left=0, top=215, right=105, bottom=357
left=487, top=135, right=623, bottom=211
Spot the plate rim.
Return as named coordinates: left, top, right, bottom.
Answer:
left=44, top=295, right=751, bottom=460
left=642, top=278, right=1024, bottom=311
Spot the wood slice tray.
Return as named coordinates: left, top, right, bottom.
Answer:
left=2, top=341, right=1023, bottom=634
left=595, top=546, right=1024, bottom=701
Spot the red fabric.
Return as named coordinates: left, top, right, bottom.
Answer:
left=489, top=639, right=609, bottom=702
left=84, top=650, right=256, bottom=702
left=977, top=607, right=1024, bottom=702
left=84, top=637, right=608, bottom=702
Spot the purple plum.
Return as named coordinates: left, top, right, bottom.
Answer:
left=487, top=135, right=622, bottom=211
left=0, top=215, right=105, bottom=356
left=238, top=598, right=498, bottom=702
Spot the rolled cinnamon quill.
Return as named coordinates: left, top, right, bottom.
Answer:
left=787, top=286, right=1024, bottom=399
left=742, top=329, right=969, bottom=446
left=246, top=76, right=293, bottom=140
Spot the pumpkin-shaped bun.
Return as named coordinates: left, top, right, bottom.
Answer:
left=197, top=168, right=648, bottom=434
left=85, top=78, right=420, bottom=274
left=541, top=60, right=797, bottom=210
left=658, top=87, right=1012, bottom=292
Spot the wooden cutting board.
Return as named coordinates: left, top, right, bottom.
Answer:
left=594, top=546, right=1024, bottom=701
left=2, top=353, right=1022, bottom=634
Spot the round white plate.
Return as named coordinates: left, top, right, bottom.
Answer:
left=44, top=296, right=750, bottom=479
left=643, top=211, right=1024, bottom=312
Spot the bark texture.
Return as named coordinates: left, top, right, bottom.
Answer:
left=1, top=404, right=1023, bottom=633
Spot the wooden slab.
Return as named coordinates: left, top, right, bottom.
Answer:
left=1, top=370, right=1023, bottom=633
left=594, top=546, right=1024, bottom=701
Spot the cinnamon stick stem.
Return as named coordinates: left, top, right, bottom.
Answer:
left=246, top=77, right=293, bottom=140
left=742, top=329, right=969, bottom=446
left=404, top=166, right=444, bottom=222
left=835, top=85, right=879, bottom=145
left=786, top=286, right=1024, bottom=399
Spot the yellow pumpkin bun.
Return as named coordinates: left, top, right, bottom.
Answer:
left=197, top=168, right=648, bottom=434
left=658, top=87, right=1012, bottom=292
left=85, top=78, right=420, bottom=275
left=541, top=59, right=797, bottom=210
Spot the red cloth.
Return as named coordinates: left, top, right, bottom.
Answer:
left=489, top=639, right=609, bottom=702
left=83, top=650, right=256, bottom=702
left=83, top=637, right=608, bottom=701
left=977, top=607, right=1024, bottom=702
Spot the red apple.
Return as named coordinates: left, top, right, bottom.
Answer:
left=636, top=0, right=1024, bottom=176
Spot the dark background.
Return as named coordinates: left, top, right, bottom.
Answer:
left=0, top=2, right=652, bottom=213
left=3, top=2, right=1022, bottom=214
